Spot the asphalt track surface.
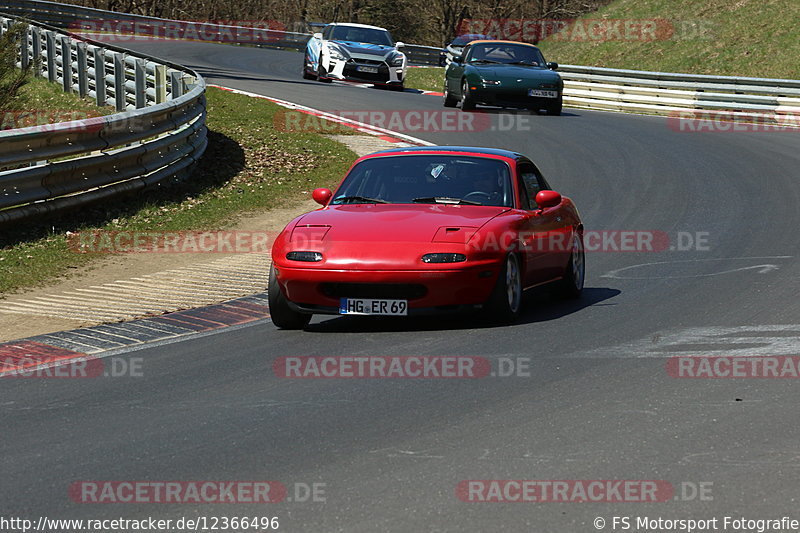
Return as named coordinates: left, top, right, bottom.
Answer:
left=3, top=43, right=800, bottom=532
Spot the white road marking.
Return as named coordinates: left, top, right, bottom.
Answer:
left=602, top=256, right=793, bottom=279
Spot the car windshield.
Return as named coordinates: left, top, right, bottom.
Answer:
left=331, top=154, right=513, bottom=207
left=331, top=26, right=393, bottom=46
left=468, top=43, right=546, bottom=66
left=451, top=34, right=487, bottom=46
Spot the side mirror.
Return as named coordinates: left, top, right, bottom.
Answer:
left=452, top=54, right=463, bottom=64
left=535, top=190, right=562, bottom=209
left=547, top=62, right=559, bottom=70
left=395, top=41, right=405, bottom=48
left=312, top=188, right=332, bottom=206
left=313, top=32, right=323, bottom=40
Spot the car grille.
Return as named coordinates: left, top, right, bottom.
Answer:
left=321, top=283, right=427, bottom=300
left=343, top=60, right=390, bottom=82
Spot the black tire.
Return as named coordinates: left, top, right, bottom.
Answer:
left=268, top=265, right=312, bottom=329
left=460, top=79, right=476, bottom=111
left=557, top=233, right=584, bottom=298
left=547, top=96, right=563, bottom=116
left=317, top=55, right=332, bottom=83
left=443, top=83, right=458, bottom=107
left=484, top=254, right=523, bottom=324
left=302, top=54, right=316, bottom=80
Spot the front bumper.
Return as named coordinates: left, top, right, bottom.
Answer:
left=471, top=87, right=561, bottom=109
left=325, top=57, right=405, bottom=84
left=274, top=264, right=501, bottom=314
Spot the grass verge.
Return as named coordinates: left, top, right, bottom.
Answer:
left=0, top=86, right=358, bottom=294
left=1, top=76, right=114, bottom=129
left=405, top=67, right=445, bottom=94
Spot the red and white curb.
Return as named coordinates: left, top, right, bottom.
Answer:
left=0, top=294, right=269, bottom=378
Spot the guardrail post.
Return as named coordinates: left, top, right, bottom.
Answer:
left=76, top=42, right=88, bottom=97
left=113, top=52, right=126, bottom=111
left=45, top=31, right=56, bottom=82
left=169, top=71, right=184, bottom=99
left=60, top=35, right=72, bottom=93
left=154, top=64, right=167, bottom=104
left=32, top=26, right=42, bottom=77
left=20, top=25, right=30, bottom=70
left=94, top=47, right=106, bottom=106
left=134, top=58, right=146, bottom=108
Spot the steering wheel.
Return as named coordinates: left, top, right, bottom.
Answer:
left=463, top=191, right=493, bottom=204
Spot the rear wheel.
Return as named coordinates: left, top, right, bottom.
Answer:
left=557, top=233, right=584, bottom=298
left=460, top=79, right=476, bottom=111
left=484, top=254, right=523, bottom=324
left=268, top=265, right=312, bottom=329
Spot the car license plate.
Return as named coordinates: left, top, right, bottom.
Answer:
left=528, top=89, right=558, bottom=98
left=356, top=65, right=379, bottom=73
left=339, top=298, right=408, bottom=316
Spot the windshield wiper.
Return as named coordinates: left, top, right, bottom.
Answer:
left=332, top=195, right=388, bottom=204
left=471, top=59, right=501, bottom=64
left=507, top=61, right=538, bottom=66
left=412, top=196, right=482, bottom=206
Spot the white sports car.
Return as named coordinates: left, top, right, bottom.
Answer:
left=303, top=23, right=407, bottom=90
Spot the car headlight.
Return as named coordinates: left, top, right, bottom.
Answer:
left=390, top=54, right=405, bottom=67
left=328, top=47, right=347, bottom=61
left=286, top=251, right=323, bottom=262
left=481, top=79, right=501, bottom=86
left=422, top=253, right=467, bottom=263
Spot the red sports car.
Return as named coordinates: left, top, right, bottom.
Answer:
left=269, top=146, right=584, bottom=329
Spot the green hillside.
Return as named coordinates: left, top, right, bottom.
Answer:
left=537, top=0, right=799, bottom=79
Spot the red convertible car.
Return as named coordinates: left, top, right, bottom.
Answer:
left=269, top=146, right=584, bottom=329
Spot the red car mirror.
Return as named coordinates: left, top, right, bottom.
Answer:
left=535, top=190, right=562, bottom=209
left=312, top=188, right=333, bottom=206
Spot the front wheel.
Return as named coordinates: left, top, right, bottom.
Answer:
left=268, top=265, right=312, bottom=329
left=484, top=254, right=523, bottom=324
left=460, top=79, right=476, bottom=111
left=443, top=83, right=458, bottom=107
left=547, top=96, right=563, bottom=116
left=557, top=233, right=584, bottom=298
left=317, top=55, right=332, bottom=83
left=302, top=53, right=316, bottom=80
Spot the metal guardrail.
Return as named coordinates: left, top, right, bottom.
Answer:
left=0, top=14, right=206, bottom=224
left=557, top=65, right=800, bottom=123
left=0, top=0, right=446, bottom=66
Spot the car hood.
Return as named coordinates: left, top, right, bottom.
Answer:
left=293, top=204, right=509, bottom=242
left=332, top=40, right=397, bottom=59
left=471, top=64, right=560, bottom=83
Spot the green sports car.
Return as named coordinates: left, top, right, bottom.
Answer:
left=443, top=40, right=563, bottom=115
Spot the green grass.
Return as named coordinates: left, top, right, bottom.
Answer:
left=2, top=76, right=113, bottom=125
left=406, top=67, right=445, bottom=93
left=0, top=86, right=358, bottom=294
left=538, top=0, right=800, bottom=79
